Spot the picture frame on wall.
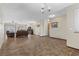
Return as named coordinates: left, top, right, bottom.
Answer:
left=51, top=22, right=58, bottom=28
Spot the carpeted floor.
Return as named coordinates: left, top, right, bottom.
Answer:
left=0, top=35, right=79, bottom=56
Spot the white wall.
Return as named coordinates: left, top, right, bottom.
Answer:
left=66, top=4, right=79, bottom=49
left=50, top=15, right=67, bottom=39
left=0, top=24, right=4, bottom=48
left=50, top=4, right=79, bottom=49
left=40, top=19, right=48, bottom=36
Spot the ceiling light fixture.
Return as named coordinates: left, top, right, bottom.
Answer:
left=41, top=3, right=55, bottom=19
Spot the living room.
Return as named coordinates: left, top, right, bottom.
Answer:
left=0, top=3, right=79, bottom=56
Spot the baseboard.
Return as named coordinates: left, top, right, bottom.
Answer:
left=67, top=45, right=79, bottom=50
left=50, top=37, right=66, bottom=41
left=40, top=34, right=48, bottom=37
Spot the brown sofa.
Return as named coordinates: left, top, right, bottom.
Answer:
left=16, top=30, right=28, bottom=37
left=6, top=31, right=15, bottom=37
left=6, top=30, right=28, bottom=38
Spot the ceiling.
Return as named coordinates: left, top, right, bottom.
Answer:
left=0, top=3, right=74, bottom=23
